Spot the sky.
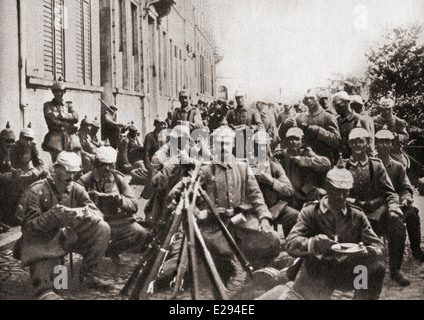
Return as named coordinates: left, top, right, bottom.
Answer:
left=209, top=0, right=424, bottom=102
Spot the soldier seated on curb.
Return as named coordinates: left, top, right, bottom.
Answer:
left=285, top=163, right=386, bottom=300
left=14, top=151, right=112, bottom=300
left=79, top=116, right=99, bottom=174
left=375, top=127, right=424, bottom=262
left=78, top=146, right=150, bottom=266
left=274, top=127, right=332, bottom=211
left=249, top=131, right=298, bottom=238
left=344, top=125, right=410, bottom=287
left=0, top=123, right=49, bottom=227
left=117, top=123, right=146, bottom=175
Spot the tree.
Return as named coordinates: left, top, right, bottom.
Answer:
left=365, top=25, right=424, bottom=134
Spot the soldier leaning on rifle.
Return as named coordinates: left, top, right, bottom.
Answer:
left=14, top=151, right=112, bottom=300
left=282, top=89, right=341, bottom=165
left=374, top=97, right=410, bottom=168
left=42, top=78, right=81, bottom=163
left=249, top=131, right=299, bottom=238
left=274, top=127, right=332, bottom=211
left=343, top=125, right=410, bottom=287
left=0, top=123, right=49, bottom=227
left=78, top=146, right=150, bottom=266
left=285, top=163, right=386, bottom=300
left=375, top=127, right=424, bottom=262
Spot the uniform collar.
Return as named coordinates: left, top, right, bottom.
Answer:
left=319, top=196, right=348, bottom=216
left=348, top=155, right=368, bottom=167
left=93, top=169, right=114, bottom=184
left=307, top=106, right=325, bottom=117
left=48, top=175, right=73, bottom=194
left=339, top=112, right=356, bottom=122
left=235, top=105, right=247, bottom=112
left=215, top=155, right=235, bottom=169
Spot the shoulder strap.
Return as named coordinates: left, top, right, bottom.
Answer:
left=368, top=159, right=375, bottom=187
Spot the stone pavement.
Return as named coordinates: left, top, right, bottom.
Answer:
left=1, top=182, right=424, bottom=301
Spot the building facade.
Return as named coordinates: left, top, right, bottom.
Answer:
left=0, top=0, right=218, bottom=166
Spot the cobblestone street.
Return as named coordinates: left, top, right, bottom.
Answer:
left=1, top=182, right=424, bottom=301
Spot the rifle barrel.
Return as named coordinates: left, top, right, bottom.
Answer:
left=198, top=187, right=254, bottom=278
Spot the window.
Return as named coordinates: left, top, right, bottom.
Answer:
left=76, top=0, right=92, bottom=85
left=131, top=3, right=138, bottom=56
left=118, top=0, right=125, bottom=53
left=43, top=0, right=65, bottom=80
left=131, top=2, right=139, bottom=91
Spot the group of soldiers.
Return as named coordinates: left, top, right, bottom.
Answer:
left=0, top=78, right=422, bottom=301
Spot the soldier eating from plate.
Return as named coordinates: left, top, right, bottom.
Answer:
left=285, top=161, right=386, bottom=300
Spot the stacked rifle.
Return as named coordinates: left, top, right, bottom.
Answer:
left=120, top=162, right=255, bottom=300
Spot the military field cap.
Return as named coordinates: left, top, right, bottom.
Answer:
left=286, top=127, right=304, bottom=138
left=234, top=89, right=246, bottom=97
left=178, top=89, right=190, bottom=98
left=127, top=123, right=139, bottom=132
left=326, top=157, right=354, bottom=189
left=80, top=116, right=93, bottom=127
left=350, top=95, right=364, bottom=105
left=212, top=126, right=235, bottom=143
left=96, top=146, right=117, bottom=164
left=333, top=91, right=351, bottom=102
left=253, top=131, right=272, bottom=144
left=379, top=97, right=395, bottom=109
left=92, top=117, right=100, bottom=128
left=375, top=125, right=395, bottom=140
left=0, top=122, right=16, bottom=141
left=154, top=116, right=166, bottom=125
left=51, top=77, right=66, bottom=91
left=54, top=152, right=82, bottom=172
left=319, top=91, right=331, bottom=98
left=304, top=88, right=318, bottom=99
left=170, top=125, right=190, bottom=139
left=20, top=122, right=35, bottom=140
left=349, top=123, right=370, bottom=140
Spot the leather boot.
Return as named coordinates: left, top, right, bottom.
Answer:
left=404, top=206, right=424, bottom=262
left=390, top=270, right=411, bottom=287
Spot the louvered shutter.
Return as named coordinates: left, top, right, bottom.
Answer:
left=43, top=0, right=64, bottom=80
left=54, top=0, right=64, bottom=79
left=76, top=0, right=84, bottom=82
left=83, top=0, right=92, bottom=84
left=43, top=0, right=54, bottom=78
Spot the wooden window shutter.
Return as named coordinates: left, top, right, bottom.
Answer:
left=43, top=0, right=64, bottom=80
left=43, top=0, right=54, bottom=78
left=83, top=0, right=92, bottom=84
left=76, top=0, right=84, bottom=82
left=76, top=0, right=92, bottom=85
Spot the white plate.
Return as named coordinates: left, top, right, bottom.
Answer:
left=331, top=243, right=366, bottom=254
